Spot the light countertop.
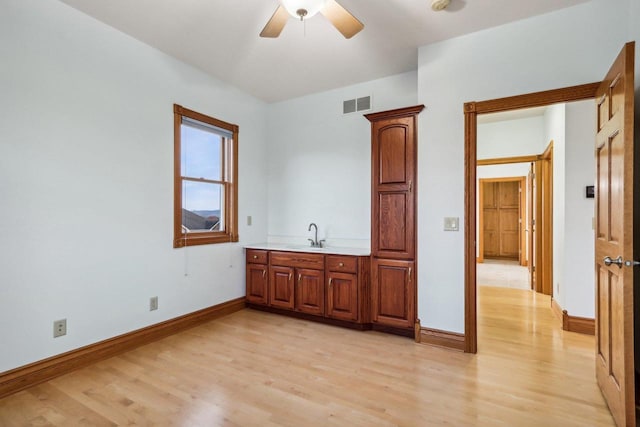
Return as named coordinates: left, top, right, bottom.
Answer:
left=244, top=243, right=370, bottom=256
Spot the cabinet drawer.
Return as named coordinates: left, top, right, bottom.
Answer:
left=246, top=249, right=268, bottom=264
left=326, top=255, right=357, bottom=273
left=270, top=251, right=324, bottom=270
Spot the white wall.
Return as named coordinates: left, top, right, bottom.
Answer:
left=417, top=0, right=628, bottom=333
left=477, top=116, right=546, bottom=159
left=545, top=104, right=566, bottom=305
left=266, top=72, right=417, bottom=248
left=0, top=0, right=268, bottom=372
left=563, top=100, right=596, bottom=318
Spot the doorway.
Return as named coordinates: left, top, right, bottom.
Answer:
left=463, top=82, right=600, bottom=354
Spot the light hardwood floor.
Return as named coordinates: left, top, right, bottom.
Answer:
left=0, top=287, right=614, bottom=426
left=477, top=260, right=530, bottom=290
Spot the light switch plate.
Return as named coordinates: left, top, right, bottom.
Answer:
left=444, top=217, right=459, bottom=231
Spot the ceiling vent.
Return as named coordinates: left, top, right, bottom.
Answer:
left=343, top=96, right=372, bottom=114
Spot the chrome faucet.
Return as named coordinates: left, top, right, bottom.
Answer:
left=307, top=223, right=324, bottom=247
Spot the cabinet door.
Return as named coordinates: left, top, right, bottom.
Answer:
left=371, top=116, right=416, bottom=260
left=374, top=191, right=415, bottom=259
left=269, top=265, right=294, bottom=310
left=295, top=268, right=325, bottom=315
left=327, top=271, right=358, bottom=321
left=246, top=263, right=268, bottom=305
left=372, top=117, right=415, bottom=190
left=371, top=258, right=415, bottom=328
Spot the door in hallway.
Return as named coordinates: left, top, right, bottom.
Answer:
left=482, top=179, right=521, bottom=260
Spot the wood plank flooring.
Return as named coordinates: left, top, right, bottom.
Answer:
left=0, top=287, right=614, bottom=426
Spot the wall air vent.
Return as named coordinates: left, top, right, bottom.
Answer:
left=343, top=96, right=372, bottom=114
left=343, top=99, right=356, bottom=114
left=356, top=96, right=371, bottom=111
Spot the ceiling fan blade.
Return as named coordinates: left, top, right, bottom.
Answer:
left=320, top=0, right=364, bottom=39
left=260, top=5, right=290, bottom=38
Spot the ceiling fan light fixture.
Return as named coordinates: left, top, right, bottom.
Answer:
left=281, top=0, right=327, bottom=20
left=431, top=0, right=450, bottom=11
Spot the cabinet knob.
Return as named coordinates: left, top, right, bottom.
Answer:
left=338, top=262, right=344, bottom=267
left=329, top=277, right=333, bottom=286
left=253, top=255, right=258, bottom=259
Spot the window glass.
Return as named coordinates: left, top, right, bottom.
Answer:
left=181, top=181, right=224, bottom=232
left=181, top=125, right=222, bottom=181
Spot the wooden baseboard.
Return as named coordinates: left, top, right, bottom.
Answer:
left=550, top=298, right=595, bottom=336
left=0, top=297, right=246, bottom=399
left=418, top=327, right=465, bottom=352
left=563, top=313, right=595, bottom=335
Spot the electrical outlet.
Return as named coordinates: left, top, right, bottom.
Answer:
left=53, top=319, right=67, bottom=338
left=150, top=296, right=158, bottom=311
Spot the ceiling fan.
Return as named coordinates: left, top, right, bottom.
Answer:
left=260, top=0, right=364, bottom=39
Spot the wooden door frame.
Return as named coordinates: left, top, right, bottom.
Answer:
left=539, top=142, right=554, bottom=296
left=528, top=163, right=535, bottom=288
left=463, top=82, right=600, bottom=353
left=478, top=176, right=527, bottom=265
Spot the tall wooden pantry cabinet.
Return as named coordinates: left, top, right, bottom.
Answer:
left=365, top=105, right=424, bottom=337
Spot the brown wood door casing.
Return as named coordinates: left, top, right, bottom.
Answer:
left=540, top=145, right=553, bottom=297
left=528, top=164, right=535, bottom=289
left=465, top=83, right=604, bottom=354
left=269, top=265, right=294, bottom=310
left=295, top=268, right=325, bottom=315
left=371, top=258, right=416, bottom=329
left=594, top=42, right=635, bottom=427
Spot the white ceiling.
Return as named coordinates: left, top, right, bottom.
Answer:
left=59, top=0, right=590, bottom=103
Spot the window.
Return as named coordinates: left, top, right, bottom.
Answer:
left=174, top=104, right=238, bottom=247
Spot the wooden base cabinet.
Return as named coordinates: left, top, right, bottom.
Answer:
left=371, top=258, right=415, bottom=329
left=246, top=249, right=369, bottom=329
left=246, top=250, right=268, bottom=305
left=326, top=255, right=362, bottom=322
